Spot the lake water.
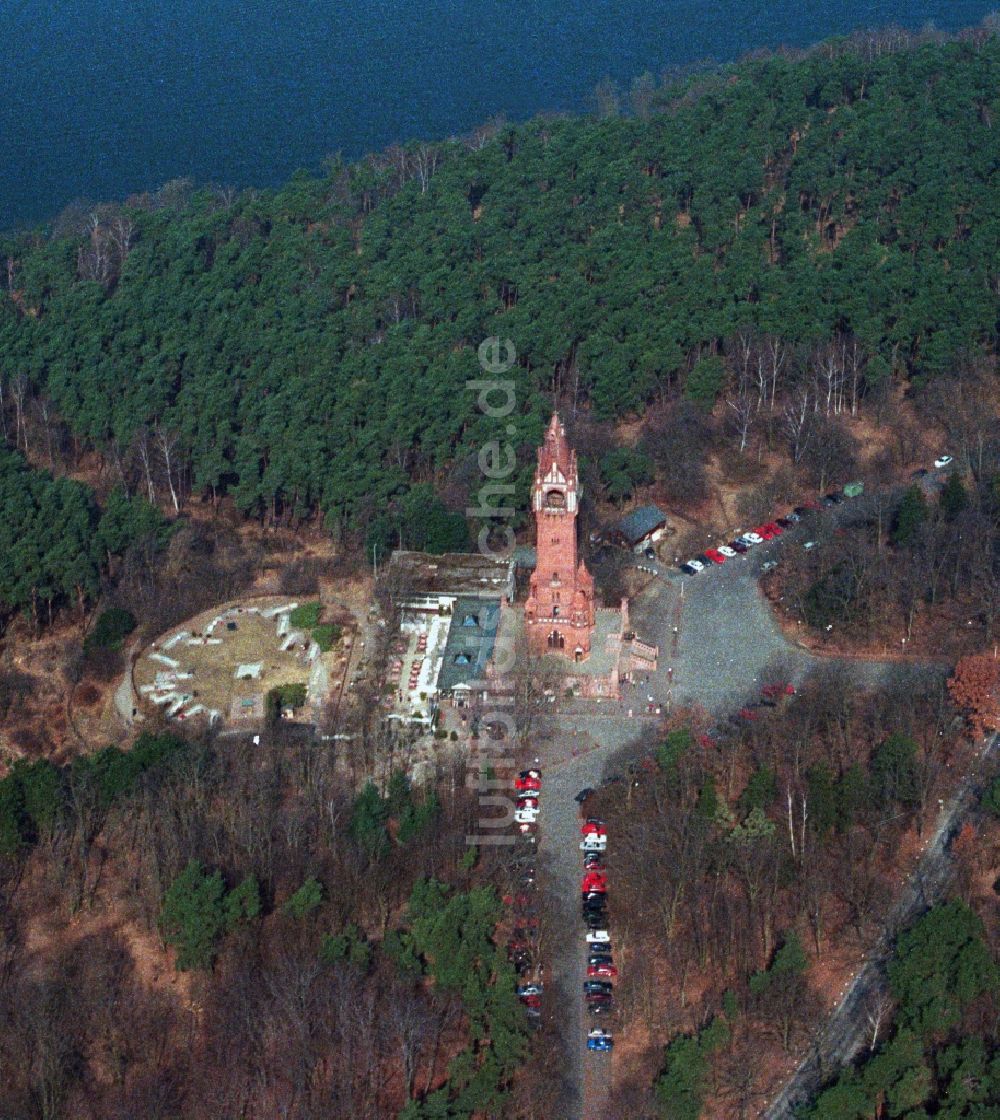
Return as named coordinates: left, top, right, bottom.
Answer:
left=2, top=0, right=996, bottom=229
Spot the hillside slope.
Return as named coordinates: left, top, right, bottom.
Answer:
left=1, top=36, right=997, bottom=542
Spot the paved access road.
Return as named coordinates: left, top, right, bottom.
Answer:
left=541, top=745, right=625, bottom=1120
left=535, top=521, right=945, bottom=1119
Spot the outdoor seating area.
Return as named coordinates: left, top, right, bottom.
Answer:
left=387, top=610, right=452, bottom=726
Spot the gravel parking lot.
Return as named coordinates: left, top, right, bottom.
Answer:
left=535, top=509, right=945, bottom=1116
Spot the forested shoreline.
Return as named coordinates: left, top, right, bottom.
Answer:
left=0, top=25, right=998, bottom=1120
left=0, top=31, right=997, bottom=568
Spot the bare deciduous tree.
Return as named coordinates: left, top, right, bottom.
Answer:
left=726, top=390, right=755, bottom=454
left=864, top=988, right=894, bottom=1051
left=155, top=425, right=181, bottom=512
left=782, top=386, right=813, bottom=462
left=133, top=426, right=157, bottom=503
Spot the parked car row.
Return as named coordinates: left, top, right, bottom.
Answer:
left=580, top=817, right=614, bottom=1053
left=514, top=767, right=541, bottom=836
left=679, top=495, right=849, bottom=575
left=508, top=768, right=543, bottom=1027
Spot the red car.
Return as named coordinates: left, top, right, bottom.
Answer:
left=754, top=524, right=775, bottom=540
left=520, top=993, right=541, bottom=1008
left=762, top=682, right=795, bottom=699
left=587, top=962, right=618, bottom=978
left=762, top=521, right=783, bottom=536
left=581, top=871, right=607, bottom=893
left=704, top=548, right=726, bottom=564
left=515, top=776, right=541, bottom=792
left=581, top=819, right=607, bottom=837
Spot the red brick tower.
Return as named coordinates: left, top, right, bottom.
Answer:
left=524, top=414, right=596, bottom=660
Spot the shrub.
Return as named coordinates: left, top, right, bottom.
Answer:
left=0, top=733, right=184, bottom=855
left=85, top=607, right=137, bottom=652
left=803, top=564, right=860, bottom=629
left=654, top=1017, right=729, bottom=1120
left=0, top=776, right=26, bottom=856
left=266, top=682, right=308, bottom=719
left=73, top=732, right=185, bottom=809
left=398, top=790, right=441, bottom=844
left=16, top=759, right=63, bottom=837
left=350, top=781, right=389, bottom=853
left=224, top=875, right=262, bottom=927
left=289, top=602, right=322, bottom=629
left=892, top=486, right=927, bottom=546
left=940, top=472, right=967, bottom=518
left=871, top=733, right=920, bottom=808
left=984, top=776, right=1000, bottom=818
left=739, top=766, right=777, bottom=813
left=321, top=924, right=372, bottom=969
left=284, top=877, right=324, bottom=919
left=600, top=446, right=654, bottom=504
left=0, top=759, right=66, bottom=853
left=311, top=623, right=341, bottom=652
left=656, top=726, right=693, bottom=783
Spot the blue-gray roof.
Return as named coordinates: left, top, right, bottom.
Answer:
left=616, top=505, right=667, bottom=544
left=436, top=597, right=500, bottom=692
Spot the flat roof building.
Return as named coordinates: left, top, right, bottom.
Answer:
left=386, top=551, right=515, bottom=604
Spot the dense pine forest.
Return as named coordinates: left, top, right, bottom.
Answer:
left=0, top=30, right=998, bottom=606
